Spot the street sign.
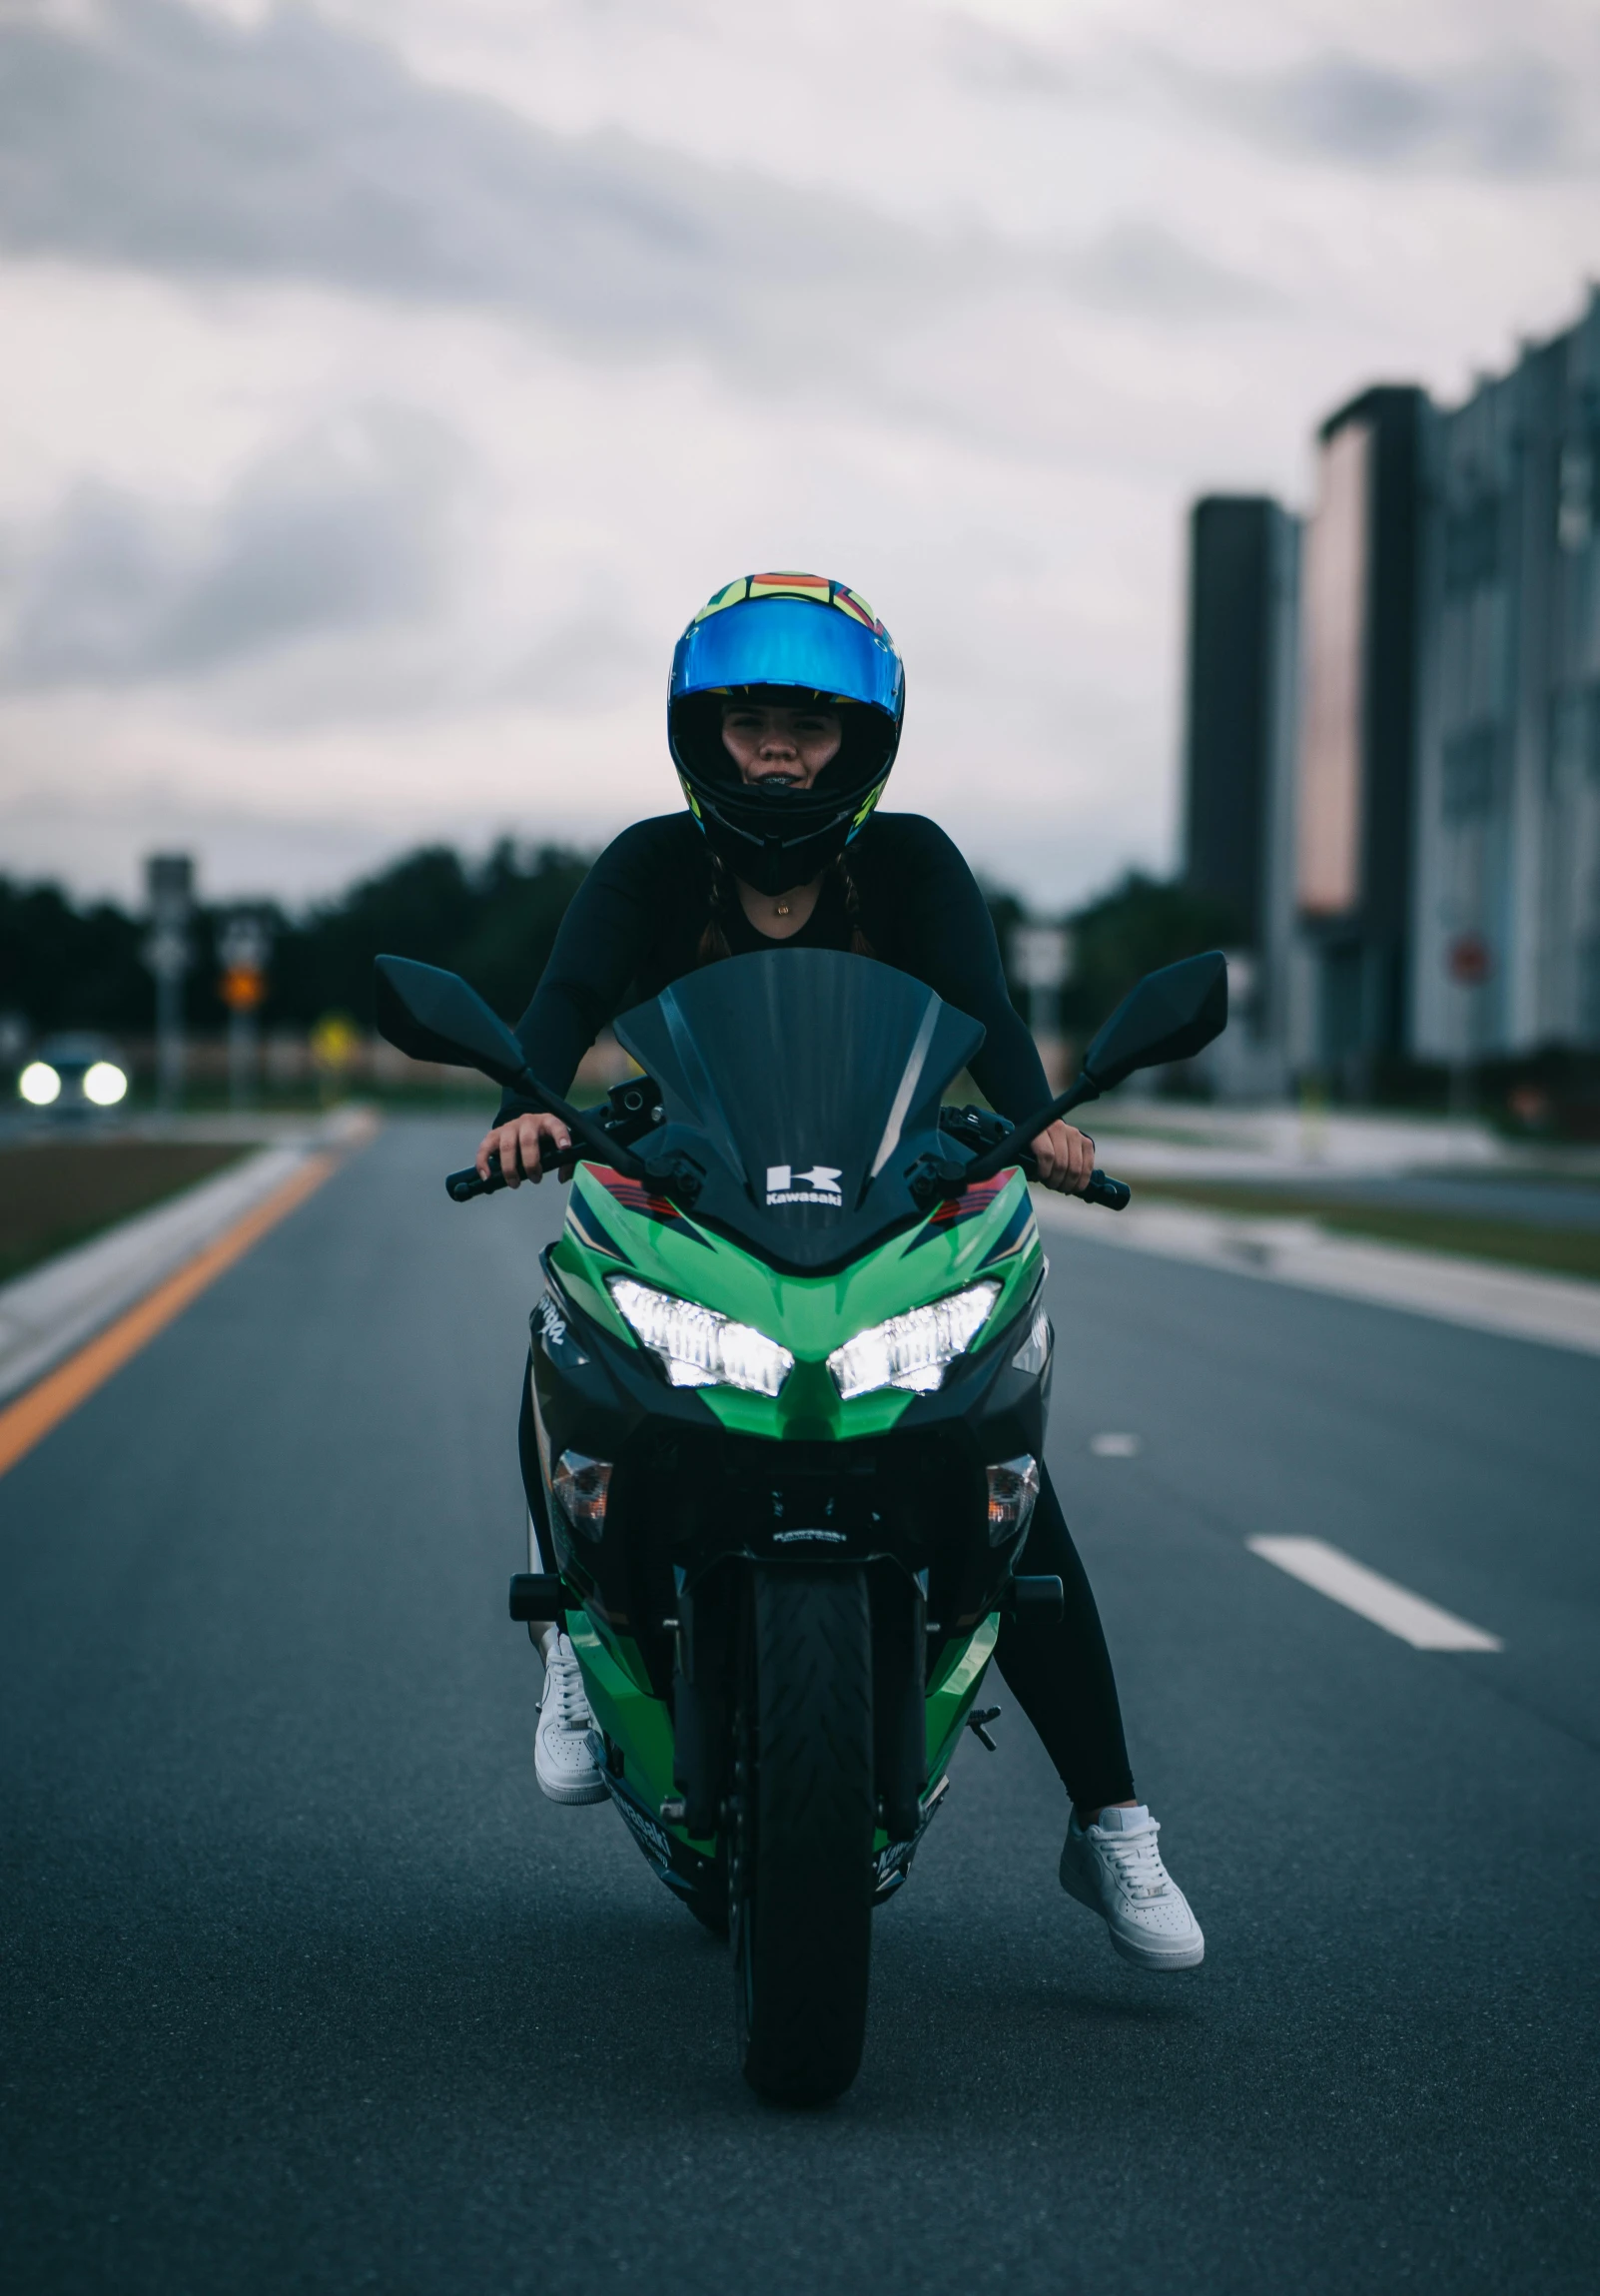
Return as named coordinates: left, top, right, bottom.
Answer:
left=218, top=911, right=272, bottom=1016
left=144, top=854, right=195, bottom=1110
left=1012, top=925, right=1074, bottom=992
left=1446, top=932, right=1493, bottom=987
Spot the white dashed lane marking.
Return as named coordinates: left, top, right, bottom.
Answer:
left=1090, top=1432, right=1142, bottom=1457
left=1247, top=1536, right=1503, bottom=1653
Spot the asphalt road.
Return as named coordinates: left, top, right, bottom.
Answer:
left=3, top=1117, right=1597, bottom=2295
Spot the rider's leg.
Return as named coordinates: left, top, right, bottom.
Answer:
left=993, top=1468, right=1203, bottom=1969
left=992, top=1466, right=1134, bottom=1815
left=518, top=1354, right=605, bottom=1805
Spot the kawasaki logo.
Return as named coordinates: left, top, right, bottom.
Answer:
left=766, top=1162, right=843, bottom=1207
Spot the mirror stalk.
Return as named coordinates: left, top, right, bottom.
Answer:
left=944, top=1073, right=1103, bottom=1192
left=503, top=1067, right=652, bottom=1182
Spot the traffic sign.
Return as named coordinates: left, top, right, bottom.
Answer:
left=1446, top=932, right=1493, bottom=987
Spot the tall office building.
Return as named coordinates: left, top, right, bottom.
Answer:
left=1410, top=290, right=1600, bottom=1061
left=1292, top=385, right=1429, bottom=1088
left=1180, top=495, right=1300, bottom=1082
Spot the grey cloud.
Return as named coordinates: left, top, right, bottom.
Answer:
left=0, top=0, right=952, bottom=357
left=3, top=404, right=460, bottom=685
left=1201, top=49, right=1582, bottom=177
left=0, top=0, right=1283, bottom=359
left=1066, top=223, right=1281, bottom=321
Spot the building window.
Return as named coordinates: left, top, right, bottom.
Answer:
left=1557, top=439, right=1595, bottom=554
left=1441, top=724, right=1501, bottom=821
left=1549, top=685, right=1600, bottom=792
left=1443, top=491, right=1502, bottom=594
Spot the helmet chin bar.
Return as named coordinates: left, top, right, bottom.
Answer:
left=698, top=797, right=863, bottom=896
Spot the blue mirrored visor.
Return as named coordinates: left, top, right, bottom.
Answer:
left=672, top=598, right=903, bottom=717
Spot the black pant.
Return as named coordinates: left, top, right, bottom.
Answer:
left=519, top=1364, right=1132, bottom=1813
left=993, top=1465, right=1134, bottom=1814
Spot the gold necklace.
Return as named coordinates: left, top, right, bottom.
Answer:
left=775, top=900, right=791, bottom=917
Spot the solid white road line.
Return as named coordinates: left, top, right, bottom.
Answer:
left=1246, top=1536, right=1503, bottom=1652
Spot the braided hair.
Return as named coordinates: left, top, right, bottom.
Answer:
left=697, top=852, right=876, bottom=965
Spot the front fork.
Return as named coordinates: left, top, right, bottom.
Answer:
left=671, top=1559, right=929, bottom=1845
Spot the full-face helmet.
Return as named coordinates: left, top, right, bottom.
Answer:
left=668, top=572, right=905, bottom=895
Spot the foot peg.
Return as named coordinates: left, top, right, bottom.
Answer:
left=967, top=1705, right=1002, bottom=1752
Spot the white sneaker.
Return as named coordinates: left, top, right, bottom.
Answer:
left=1059, top=1804, right=1204, bottom=1971
left=534, top=1634, right=606, bottom=1805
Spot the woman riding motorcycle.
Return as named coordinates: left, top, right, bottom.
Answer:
left=478, top=571, right=1203, bottom=1972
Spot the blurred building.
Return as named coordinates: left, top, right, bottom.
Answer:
left=1409, top=291, right=1600, bottom=1064
left=1180, top=287, right=1600, bottom=1098
left=1180, top=496, right=1300, bottom=1095
left=1292, top=386, right=1428, bottom=1092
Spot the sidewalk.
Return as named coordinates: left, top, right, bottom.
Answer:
left=1086, top=1104, right=1559, bottom=1180
left=0, top=1108, right=376, bottom=1404
left=1036, top=1188, right=1600, bottom=1356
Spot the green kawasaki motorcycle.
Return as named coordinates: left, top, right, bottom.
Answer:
left=375, top=944, right=1225, bottom=2104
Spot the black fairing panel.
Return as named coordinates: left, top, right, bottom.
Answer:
left=612, top=949, right=984, bottom=1270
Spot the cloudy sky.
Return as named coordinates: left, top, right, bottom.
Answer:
left=2, top=0, right=1599, bottom=912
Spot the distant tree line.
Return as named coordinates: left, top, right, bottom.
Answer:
left=0, top=842, right=1240, bottom=1047
left=0, top=842, right=590, bottom=1039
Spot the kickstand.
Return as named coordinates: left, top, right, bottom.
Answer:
left=967, top=1705, right=1002, bottom=1753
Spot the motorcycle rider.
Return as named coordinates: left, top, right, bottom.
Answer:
left=478, top=571, right=1203, bottom=1973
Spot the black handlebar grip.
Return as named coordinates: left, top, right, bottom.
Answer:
left=1083, top=1168, right=1131, bottom=1210
left=445, top=1148, right=517, bottom=1201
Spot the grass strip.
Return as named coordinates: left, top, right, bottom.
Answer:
left=1128, top=1179, right=1600, bottom=1284
left=0, top=1140, right=250, bottom=1285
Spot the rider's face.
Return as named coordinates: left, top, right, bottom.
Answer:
left=720, top=702, right=843, bottom=790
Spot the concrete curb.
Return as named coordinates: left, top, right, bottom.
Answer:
left=0, top=1108, right=377, bottom=1404
left=1036, top=1189, right=1600, bottom=1357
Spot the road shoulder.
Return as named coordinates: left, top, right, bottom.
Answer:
left=1036, top=1187, right=1600, bottom=1356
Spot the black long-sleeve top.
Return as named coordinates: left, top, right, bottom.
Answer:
left=496, top=811, right=1050, bottom=1125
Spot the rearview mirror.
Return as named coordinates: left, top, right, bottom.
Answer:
left=373, top=955, right=528, bottom=1086
left=1083, top=951, right=1228, bottom=1090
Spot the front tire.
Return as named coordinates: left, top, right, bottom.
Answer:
left=731, top=1566, right=875, bottom=2105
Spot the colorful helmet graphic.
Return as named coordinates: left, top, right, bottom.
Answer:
left=668, top=572, right=905, bottom=896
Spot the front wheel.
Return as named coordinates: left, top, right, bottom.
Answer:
left=730, top=1565, right=875, bottom=2105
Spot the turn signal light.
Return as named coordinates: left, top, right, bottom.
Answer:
left=552, top=1449, right=612, bottom=1540
left=986, top=1454, right=1040, bottom=1546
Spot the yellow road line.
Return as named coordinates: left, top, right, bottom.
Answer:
left=0, top=1150, right=341, bottom=1483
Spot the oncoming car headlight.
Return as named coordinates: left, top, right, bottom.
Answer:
left=83, top=1062, right=128, bottom=1107
left=607, top=1275, right=794, bottom=1397
left=827, top=1280, right=1000, bottom=1401
left=19, top=1062, right=61, bottom=1107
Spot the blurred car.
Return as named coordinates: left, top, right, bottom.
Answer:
left=17, top=1033, right=130, bottom=1115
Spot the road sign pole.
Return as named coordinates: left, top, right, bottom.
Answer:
left=143, top=856, right=195, bottom=1117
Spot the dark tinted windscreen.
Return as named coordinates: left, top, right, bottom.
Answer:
left=613, top=950, right=982, bottom=1244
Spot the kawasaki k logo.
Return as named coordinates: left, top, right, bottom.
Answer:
left=766, top=1162, right=843, bottom=1207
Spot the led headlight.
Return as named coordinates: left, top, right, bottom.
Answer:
left=827, top=1280, right=1000, bottom=1401
left=83, top=1061, right=128, bottom=1108
left=608, top=1275, right=794, bottom=1396
left=19, top=1062, right=60, bottom=1107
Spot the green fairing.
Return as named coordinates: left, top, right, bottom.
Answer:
left=548, top=1158, right=1041, bottom=1857
left=549, top=1162, right=1043, bottom=1445
left=571, top=1593, right=1001, bottom=1855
